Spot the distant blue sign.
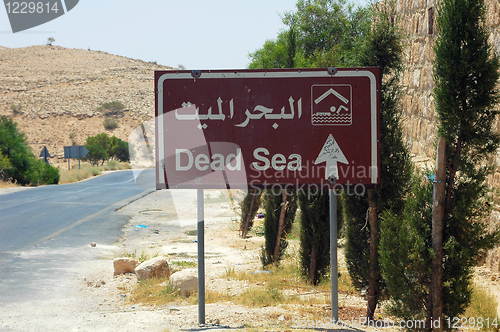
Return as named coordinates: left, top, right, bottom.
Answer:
left=64, top=145, right=88, bottom=159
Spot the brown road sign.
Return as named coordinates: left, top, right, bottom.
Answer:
left=155, top=68, right=380, bottom=190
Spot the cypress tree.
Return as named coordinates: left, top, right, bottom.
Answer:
left=343, top=1, right=413, bottom=320
left=261, top=190, right=297, bottom=266
left=433, top=0, right=500, bottom=324
left=379, top=173, right=433, bottom=322
left=239, top=189, right=263, bottom=238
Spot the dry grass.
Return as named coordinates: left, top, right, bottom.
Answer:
left=0, top=160, right=131, bottom=188
left=0, top=180, right=20, bottom=189
left=120, top=250, right=160, bottom=264
left=128, top=255, right=357, bottom=312
left=58, top=160, right=131, bottom=184
left=464, top=283, right=500, bottom=331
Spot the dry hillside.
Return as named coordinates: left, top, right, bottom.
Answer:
left=0, top=45, right=173, bottom=161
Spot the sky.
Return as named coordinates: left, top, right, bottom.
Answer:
left=0, top=0, right=367, bottom=70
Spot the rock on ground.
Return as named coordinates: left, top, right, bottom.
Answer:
left=135, top=256, right=170, bottom=281
left=169, top=268, right=198, bottom=296
left=113, top=257, right=140, bottom=276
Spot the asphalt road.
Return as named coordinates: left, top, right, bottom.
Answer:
left=0, top=169, right=154, bottom=304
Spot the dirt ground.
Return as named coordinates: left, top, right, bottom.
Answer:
left=1, top=187, right=499, bottom=332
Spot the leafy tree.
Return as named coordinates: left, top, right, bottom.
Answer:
left=240, top=189, right=263, bottom=238
left=0, top=116, right=59, bottom=185
left=287, top=0, right=370, bottom=67
left=261, top=190, right=297, bottom=266
left=248, top=0, right=370, bottom=69
left=248, top=31, right=294, bottom=69
left=0, top=151, right=12, bottom=181
left=85, top=133, right=117, bottom=159
left=85, top=144, right=109, bottom=166
left=84, top=133, right=128, bottom=164
left=343, top=1, right=413, bottom=320
left=115, top=138, right=130, bottom=162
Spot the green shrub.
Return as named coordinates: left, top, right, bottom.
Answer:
left=103, top=117, right=119, bottom=130
left=0, top=116, right=59, bottom=185
left=0, top=151, right=11, bottom=181
left=115, top=138, right=130, bottom=162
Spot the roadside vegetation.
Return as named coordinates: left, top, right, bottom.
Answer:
left=126, top=220, right=355, bottom=313
left=58, top=160, right=131, bottom=184
left=84, top=132, right=130, bottom=166
left=0, top=102, right=131, bottom=188
left=124, top=220, right=498, bottom=330
left=0, top=116, right=59, bottom=186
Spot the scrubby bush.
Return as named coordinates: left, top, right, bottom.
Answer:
left=103, top=116, right=119, bottom=130
left=98, top=101, right=125, bottom=117
left=10, top=103, right=22, bottom=115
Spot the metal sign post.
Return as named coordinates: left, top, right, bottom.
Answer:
left=197, top=188, right=205, bottom=325
left=330, top=188, right=338, bottom=322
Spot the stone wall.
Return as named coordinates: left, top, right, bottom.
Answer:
left=397, top=0, right=437, bottom=161
left=397, top=0, right=500, bottom=163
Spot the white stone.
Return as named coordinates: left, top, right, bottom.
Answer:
left=169, top=268, right=198, bottom=296
left=135, top=256, right=170, bottom=281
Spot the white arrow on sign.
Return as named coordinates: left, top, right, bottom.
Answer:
left=314, top=134, right=349, bottom=180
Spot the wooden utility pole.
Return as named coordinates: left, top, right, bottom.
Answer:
left=430, top=137, right=446, bottom=331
